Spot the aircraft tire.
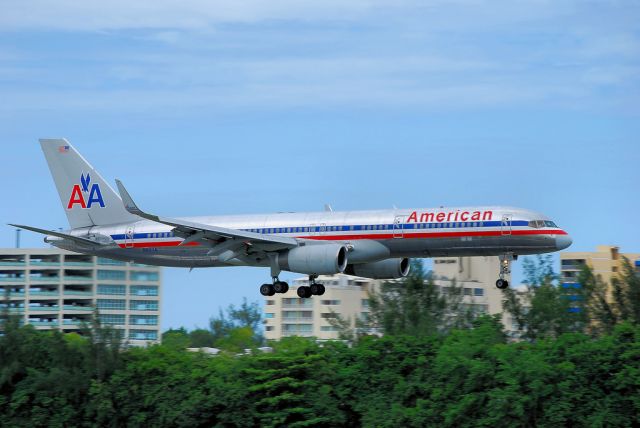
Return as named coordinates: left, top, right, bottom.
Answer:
left=297, top=286, right=312, bottom=298
left=274, top=281, right=289, bottom=294
left=310, top=283, right=326, bottom=296
left=496, top=279, right=509, bottom=289
left=260, top=283, right=276, bottom=296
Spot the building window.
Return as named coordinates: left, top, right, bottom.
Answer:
left=129, top=300, right=158, bottom=311
left=130, top=315, right=158, bottom=325
left=464, top=288, right=472, bottom=296
left=282, top=324, right=312, bottom=332
left=321, top=313, right=338, bottom=318
left=97, top=270, right=126, bottom=280
left=99, top=314, right=125, bottom=325
left=97, top=258, right=126, bottom=266
left=130, top=285, right=158, bottom=296
left=129, top=329, right=158, bottom=340
left=265, top=313, right=275, bottom=319
left=474, top=288, right=484, bottom=297
left=266, top=300, right=275, bottom=306
left=361, top=299, right=370, bottom=308
left=97, top=299, right=126, bottom=310
left=97, top=284, right=126, bottom=295
left=130, top=271, right=159, bottom=281
left=321, top=300, right=341, bottom=305
left=320, top=326, right=339, bottom=332
left=265, top=326, right=274, bottom=331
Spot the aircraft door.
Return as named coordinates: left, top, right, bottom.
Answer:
left=393, top=216, right=405, bottom=238
left=501, top=214, right=512, bottom=236
left=125, top=225, right=135, bottom=248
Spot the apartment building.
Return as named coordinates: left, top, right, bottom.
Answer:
left=263, top=274, right=375, bottom=340
left=0, top=248, right=161, bottom=346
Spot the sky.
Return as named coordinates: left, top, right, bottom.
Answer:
left=1, top=1, right=639, bottom=331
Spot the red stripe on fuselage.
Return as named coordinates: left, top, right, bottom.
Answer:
left=115, top=229, right=566, bottom=248
left=116, top=240, right=200, bottom=248
left=299, top=229, right=567, bottom=241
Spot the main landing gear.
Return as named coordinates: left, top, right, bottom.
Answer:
left=296, top=275, right=326, bottom=299
left=260, top=278, right=289, bottom=297
left=495, top=253, right=517, bottom=290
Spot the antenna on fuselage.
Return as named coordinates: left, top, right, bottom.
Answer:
left=324, top=204, right=333, bottom=212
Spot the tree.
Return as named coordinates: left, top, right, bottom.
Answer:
left=580, top=257, right=640, bottom=335
left=207, top=298, right=264, bottom=350
left=161, top=327, right=190, bottom=349
left=502, top=255, right=578, bottom=340
left=366, top=259, right=471, bottom=337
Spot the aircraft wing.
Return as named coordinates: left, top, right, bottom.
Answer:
left=8, top=224, right=107, bottom=246
left=115, top=180, right=298, bottom=249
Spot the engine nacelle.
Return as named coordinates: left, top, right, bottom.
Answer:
left=278, top=244, right=348, bottom=275
left=345, top=258, right=410, bottom=279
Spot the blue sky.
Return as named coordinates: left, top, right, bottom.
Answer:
left=1, top=1, right=639, bottom=330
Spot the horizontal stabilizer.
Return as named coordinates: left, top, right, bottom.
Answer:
left=9, top=224, right=105, bottom=246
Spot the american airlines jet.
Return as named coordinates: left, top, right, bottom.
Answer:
left=13, top=139, right=572, bottom=298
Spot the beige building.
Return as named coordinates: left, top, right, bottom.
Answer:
left=263, top=274, right=375, bottom=340
left=432, top=256, right=525, bottom=337
left=263, top=256, right=526, bottom=340
left=0, top=248, right=161, bottom=346
left=560, top=245, right=640, bottom=300
left=561, top=245, right=640, bottom=286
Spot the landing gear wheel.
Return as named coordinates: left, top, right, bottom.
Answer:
left=297, top=286, right=312, bottom=299
left=260, top=283, right=276, bottom=296
left=496, top=279, right=509, bottom=289
left=274, top=281, right=289, bottom=294
left=310, top=283, right=325, bottom=296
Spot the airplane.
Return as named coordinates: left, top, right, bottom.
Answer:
left=12, top=139, right=572, bottom=298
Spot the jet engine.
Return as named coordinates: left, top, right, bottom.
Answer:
left=345, top=258, right=410, bottom=279
left=278, top=244, right=348, bottom=275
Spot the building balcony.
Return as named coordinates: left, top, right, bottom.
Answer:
left=280, top=317, right=314, bottom=322
left=29, top=261, right=61, bottom=266
left=29, top=320, right=59, bottom=327
left=29, top=291, right=60, bottom=297
left=62, top=320, right=85, bottom=327
left=281, top=332, right=314, bottom=337
left=0, top=277, right=25, bottom=282
left=62, top=305, right=94, bottom=312
left=63, top=290, right=93, bottom=296
left=30, top=277, right=61, bottom=282
left=63, top=276, right=93, bottom=282
left=29, top=306, right=60, bottom=312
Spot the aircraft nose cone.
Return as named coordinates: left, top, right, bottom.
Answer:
left=556, top=233, right=572, bottom=250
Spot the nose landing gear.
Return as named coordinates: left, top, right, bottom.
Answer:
left=496, top=253, right=516, bottom=289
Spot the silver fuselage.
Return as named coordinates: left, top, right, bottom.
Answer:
left=48, top=205, right=571, bottom=270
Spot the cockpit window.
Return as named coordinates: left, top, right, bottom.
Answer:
left=529, top=220, right=558, bottom=228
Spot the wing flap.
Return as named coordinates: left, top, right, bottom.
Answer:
left=114, top=180, right=298, bottom=249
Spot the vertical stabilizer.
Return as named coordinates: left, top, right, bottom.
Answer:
left=40, top=138, right=138, bottom=229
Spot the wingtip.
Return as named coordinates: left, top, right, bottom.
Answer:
left=114, top=179, right=138, bottom=213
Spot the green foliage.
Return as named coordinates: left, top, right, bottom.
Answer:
left=503, top=255, right=582, bottom=340
left=580, top=257, right=640, bottom=335
left=1, top=315, right=639, bottom=427
left=208, top=297, right=264, bottom=350
left=367, top=259, right=472, bottom=338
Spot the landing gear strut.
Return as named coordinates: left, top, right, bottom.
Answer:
left=297, top=275, right=325, bottom=298
left=496, top=253, right=516, bottom=289
left=260, top=277, right=289, bottom=296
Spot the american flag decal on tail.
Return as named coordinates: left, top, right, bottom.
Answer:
left=58, top=145, right=69, bottom=153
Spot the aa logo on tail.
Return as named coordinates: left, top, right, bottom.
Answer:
left=67, top=173, right=105, bottom=209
